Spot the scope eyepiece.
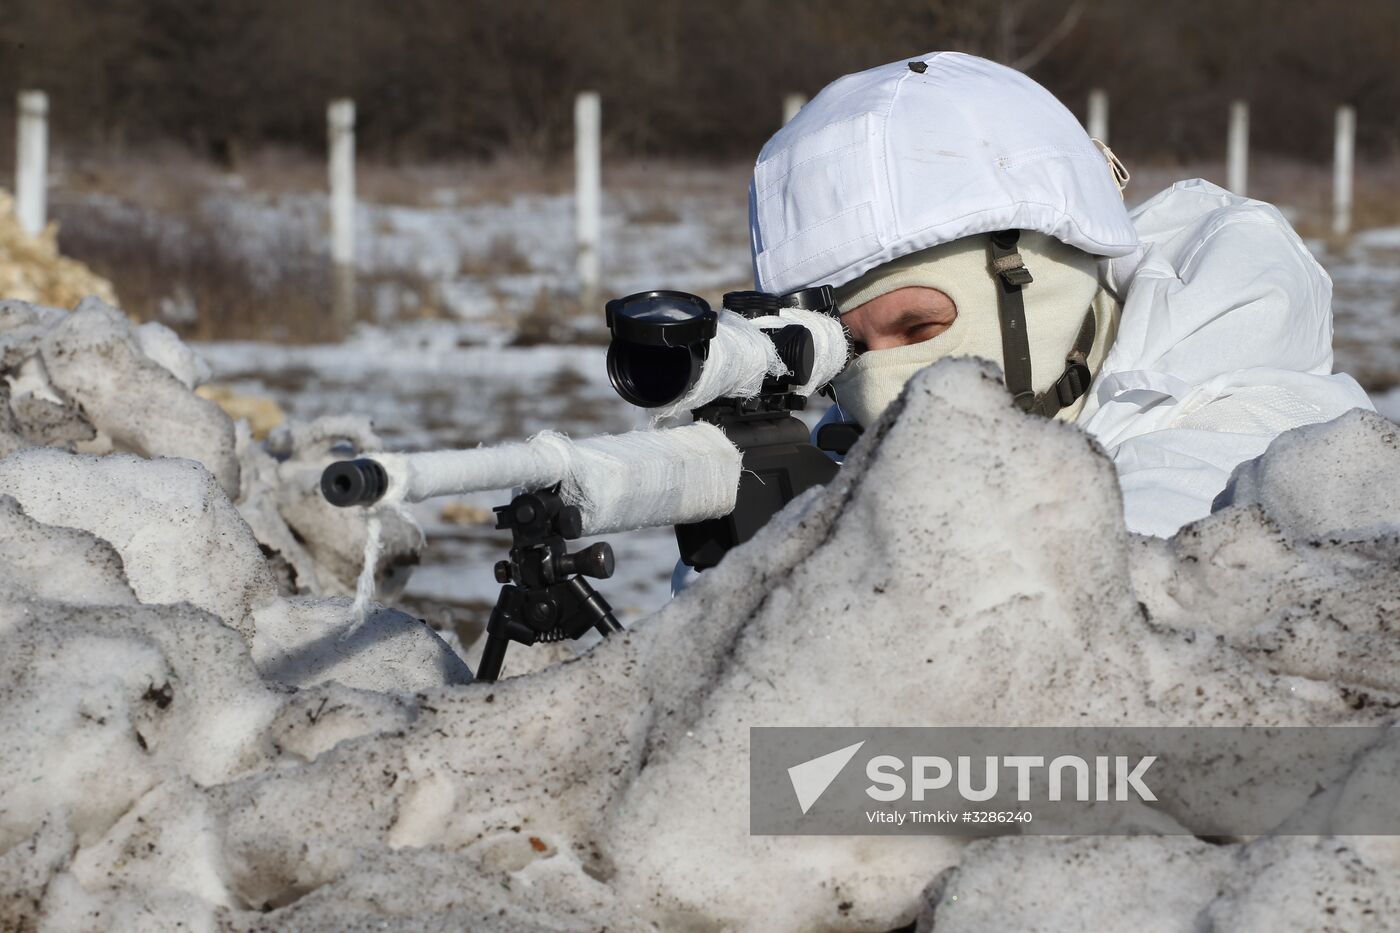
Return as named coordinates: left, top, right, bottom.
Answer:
left=721, top=290, right=781, bottom=318
left=605, top=290, right=716, bottom=408
left=321, top=458, right=388, bottom=507
left=766, top=324, right=815, bottom=386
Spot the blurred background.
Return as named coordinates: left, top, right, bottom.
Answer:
left=2, top=0, right=1398, bottom=633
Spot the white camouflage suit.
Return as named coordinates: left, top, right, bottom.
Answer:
left=749, top=52, right=1374, bottom=537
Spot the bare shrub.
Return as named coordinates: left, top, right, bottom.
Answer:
left=458, top=233, right=532, bottom=277
left=510, top=288, right=607, bottom=348
left=51, top=194, right=341, bottom=342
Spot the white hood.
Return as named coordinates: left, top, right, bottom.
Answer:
left=748, top=51, right=1138, bottom=295
left=1078, top=179, right=1374, bottom=536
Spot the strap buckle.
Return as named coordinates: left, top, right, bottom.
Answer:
left=992, top=257, right=1034, bottom=288
left=988, top=231, right=1034, bottom=288
left=1053, top=359, right=1092, bottom=408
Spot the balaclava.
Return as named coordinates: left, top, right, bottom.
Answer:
left=828, top=230, right=1120, bottom=426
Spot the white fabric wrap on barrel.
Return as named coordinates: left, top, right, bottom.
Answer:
left=750, top=307, right=849, bottom=396
left=374, top=422, right=743, bottom=536
left=651, top=309, right=786, bottom=421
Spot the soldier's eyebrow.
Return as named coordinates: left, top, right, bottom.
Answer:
left=886, top=308, right=943, bottom=331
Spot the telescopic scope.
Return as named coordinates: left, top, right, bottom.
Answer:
left=604, top=287, right=845, bottom=410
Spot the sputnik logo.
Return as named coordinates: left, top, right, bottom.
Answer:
left=788, top=741, right=865, bottom=814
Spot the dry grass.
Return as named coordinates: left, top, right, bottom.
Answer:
left=624, top=201, right=683, bottom=225
left=49, top=147, right=580, bottom=209
left=457, top=233, right=533, bottom=277
left=41, top=150, right=758, bottom=344
left=49, top=188, right=440, bottom=343
left=50, top=192, right=335, bottom=342
left=247, top=152, right=578, bottom=207
left=35, top=144, right=1400, bottom=231
left=509, top=288, right=607, bottom=348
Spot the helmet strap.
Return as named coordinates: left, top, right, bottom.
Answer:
left=988, top=230, right=1097, bottom=419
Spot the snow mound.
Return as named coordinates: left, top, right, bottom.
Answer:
left=0, top=494, right=134, bottom=606
left=251, top=597, right=471, bottom=693
left=1215, top=406, right=1400, bottom=541
left=133, top=319, right=213, bottom=390
left=917, top=834, right=1400, bottom=933
left=0, top=296, right=421, bottom=599
left=1, top=357, right=1397, bottom=931
left=0, top=447, right=275, bottom=634
left=39, top=297, right=240, bottom=496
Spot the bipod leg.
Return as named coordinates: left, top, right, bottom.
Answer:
left=476, top=632, right=508, bottom=684
left=476, top=585, right=525, bottom=683
left=565, top=576, right=624, bottom=637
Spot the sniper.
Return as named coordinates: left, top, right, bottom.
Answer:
left=324, top=51, right=1376, bottom=677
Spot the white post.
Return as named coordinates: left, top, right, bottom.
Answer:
left=328, top=99, right=356, bottom=266
left=1227, top=99, right=1249, bottom=197
left=783, top=93, right=806, bottom=125
left=575, top=91, right=601, bottom=306
left=1333, top=104, right=1355, bottom=238
left=15, top=90, right=49, bottom=237
left=1087, top=88, right=1108, bottom=143
left=327, top=99, right=356, bottom=323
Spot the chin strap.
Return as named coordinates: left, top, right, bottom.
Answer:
left=988, top=230, right=1096, bottom=419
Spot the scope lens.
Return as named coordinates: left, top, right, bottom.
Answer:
left=605, top=290, right=714, bottom=408
left=607, top=342, right=697, bottom=408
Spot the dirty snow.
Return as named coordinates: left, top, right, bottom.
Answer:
left=3, top=340, right=1400, bottom=930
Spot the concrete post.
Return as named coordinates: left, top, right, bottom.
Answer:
left=783, top=93, right=807, bottom=125
left=15, top=91, right=49, bottom=237
left=1227, top=100, right=1249, bottom=197
left=327, top=99, right=356, bottom=324
left=1087, top=88, right=1108, bottom=143
left=1332, top=104, right=1355, bottom=238
left=575, top=91, right=601, bottom=307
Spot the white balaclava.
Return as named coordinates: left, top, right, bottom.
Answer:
left=828, top=230, right=1120, bottom=426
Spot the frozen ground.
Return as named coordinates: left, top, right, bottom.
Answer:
left=186, top=174, right=1400, bottom=637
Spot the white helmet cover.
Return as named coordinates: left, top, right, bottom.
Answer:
left=749, top=52, right=1139, bottom=295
